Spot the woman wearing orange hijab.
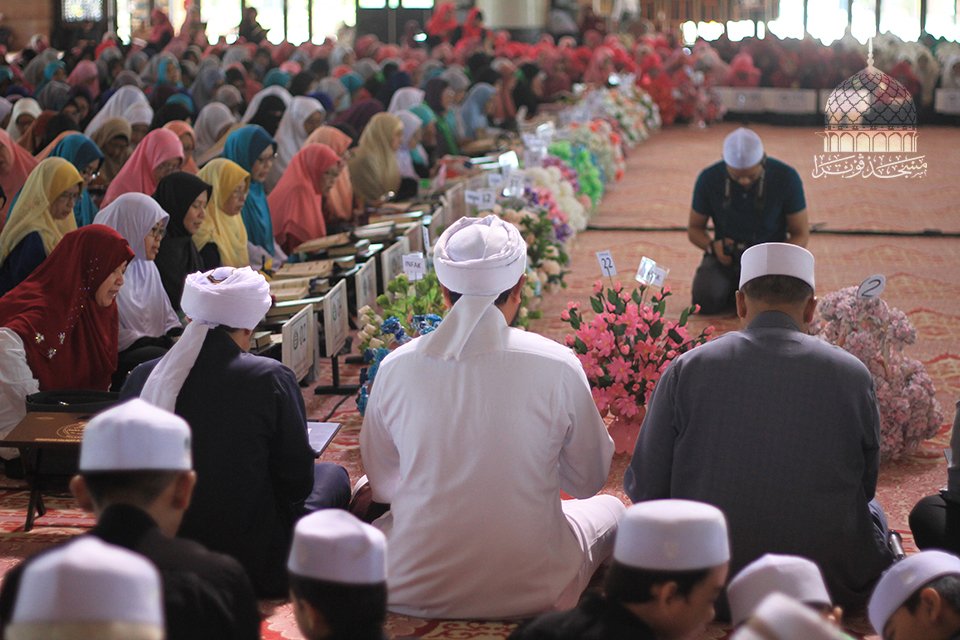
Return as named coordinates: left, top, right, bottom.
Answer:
left=304, top=126, right=355, bottom=228
left=0, top=130, right=39, bottom=227
left=162, top=120, right=199, bottom=174
left=267, top=144, right=340, bottom=254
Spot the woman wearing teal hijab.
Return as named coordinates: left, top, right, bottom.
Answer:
left=49, top=134, right=105, bottom=227
left=222, top=125, right=281, bottom=263
left=263, top=69, right=292, bottom=89
left=155, top=58, right=183, bottom=89
left=37, top=61, right=66, bottom=92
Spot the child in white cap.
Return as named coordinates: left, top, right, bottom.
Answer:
left=731, top=593, right=849, bottom=640
left=727, top=554, right=839, bottom=627
left=287, top=509, right=388, bottom=640
left=509, top=499, right=730, bottom=640
left=6, top=536, right=164, bottom=640
left=868, top=550, right=960, bottom=640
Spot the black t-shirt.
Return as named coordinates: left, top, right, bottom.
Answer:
left=692, top=158, right=806, bottom=246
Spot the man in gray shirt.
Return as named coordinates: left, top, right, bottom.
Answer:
left=624, top=242, right=894, bottom=615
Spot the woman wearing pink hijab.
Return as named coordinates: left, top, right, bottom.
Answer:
left=101, top=128, right=182, bottom=207
left=304, top=126, right=355, bottom=227
left=267, top=143, right=340, bottom=254
left=0, top=130, right=40, bottom=230
left=66, top=61, right=100, bottom=99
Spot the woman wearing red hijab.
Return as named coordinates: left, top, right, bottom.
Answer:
left=101, top=128, right=183, bottom=207
left=267, top=143, right=341, bottom=254
left=425, top=2, right=458, bottom=43
left=0, top=130, right=39, bottom=228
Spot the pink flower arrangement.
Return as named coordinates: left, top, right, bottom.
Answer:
left=561, top=281, right=714, bottom=419
left=815, top=287, right=944, bottom=459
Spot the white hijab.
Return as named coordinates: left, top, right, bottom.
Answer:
left=85, top=86, right=149, bottom=137
left=140, top=267, right=271, bottom=411
left=5, top=98, right=41, bottom=139
left=194, top=102, right=237, bottom=159
left=265, top=96, right=324, bottom=193
left=388, top=87, right=425, bottom=114
left=395, top=110, right=421, bottom=180
left=93, top=194, right=182, bottom=351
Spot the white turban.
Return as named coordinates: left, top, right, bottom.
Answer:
left=422, top=216, right=526, bottom=361
left=140, top=267, right=271, bottom=411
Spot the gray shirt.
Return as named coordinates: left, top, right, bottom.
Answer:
left=624, top=311, right=894, bottom=609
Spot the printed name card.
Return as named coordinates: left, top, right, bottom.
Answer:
left=421, top=223, right=432, bottom=256
left=488, top=173, right=504, bottom=188
left=635, top=257, right=669, bottom=287
left=857, top=274, right=886, bottom=299
left=282, top=304, right=315, bottom=382
left=355, top=257, right=378, bottom=312
left=323, top=279, right=349, bottom=359
left=465, top=189, right=497, bottom=210
left=595, top=250, right=617, bottom=277
left=380, top=241, right=405, bottom=293
left=403, top=252, right=426, bottom=281
left=504, top=175, right=525, bottom=197
left=464, top=190, right=481, bottom=206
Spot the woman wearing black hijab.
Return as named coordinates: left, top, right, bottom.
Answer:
left=247, top=94, right=287, bottom=137
left=423, top=77, right=460, bottom=157
left=151, top=171, right=212, bottom=315
left=150, top=101, right=194, bottom=130
left=513, top=62, right=544, bottom=117
left=288, top=70, right=317, bottom=97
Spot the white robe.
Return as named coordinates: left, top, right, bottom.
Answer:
left=361, top=305, right=621, bottom=619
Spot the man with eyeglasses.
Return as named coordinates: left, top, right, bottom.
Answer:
left=687, top=128, right=810, bottom=315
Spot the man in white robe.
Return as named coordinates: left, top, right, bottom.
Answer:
left=360, top=215, right=624, bottom=620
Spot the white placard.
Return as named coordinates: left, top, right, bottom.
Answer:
left=504, top=175, right=525, bottom=197
left=402, top=221, right=422, bottom=254
left=421, top=220, right=432, bottom=255
left=488, top=173, right=504, bottom=188
left=354, top=257, right=378, bottom=312
left=595, top=250, right=617, bottom=277
left=478, top=188, right=496, bottom=211
left=499, top=150, right=519, bottom=172
left=635, top=257, right=669, bottom=287
left=402, top=252, right=426, bottom=281
left=447, top=182, right=466, bottom=223
left=380, top=241, right=405, bottom=292
left=522, top=133, right=539, bottom=148
left=323, top=279, right=349, bottom=358
left=464, top=190, right=482, bottom=206
left=857, top=274, right=886, bottom=299
left=282, top=304, right=315, bottom=382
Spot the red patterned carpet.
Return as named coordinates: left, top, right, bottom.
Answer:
left=1, top=124, right=957, bottom=639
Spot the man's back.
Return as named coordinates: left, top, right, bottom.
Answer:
left=362, top=308, right=614, bottom=619
left=625, top=311, right=893, bottom=608
left=122, top=328, right=316, bottom=597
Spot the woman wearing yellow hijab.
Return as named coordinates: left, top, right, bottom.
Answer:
left=0, top=157, right=83, bottom=297
left=194, top=158, right=251, bottom=268
left=348, top=112, right=403, bottom=207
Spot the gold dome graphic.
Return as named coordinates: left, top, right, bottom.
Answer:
left=821, top=67, right=918, bottom=153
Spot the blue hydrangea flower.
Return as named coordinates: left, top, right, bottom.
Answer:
left=381, top=317, right=410, bottom=344
left=411, top=314, right=443, bottom=336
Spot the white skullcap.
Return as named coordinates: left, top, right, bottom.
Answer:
left=422, top=215, right=527, bottom=361
left=723, top=128, right=765, bottom=170
left=739, top=242, right=815, bottom=291
left=869, top=551, right=960, bottom=636
left=731, top=593, right=846, bottom=640
left=728, top=554, right=832, bottom=626
left=140, top=266, right=271, bottom=412
left=11, top=537, right=163, bottom=626
left=79, top=398, right=192, bottom=472
left=614, top=499, right=729, bottom=571
left=288, top=510, right=387, bottom=585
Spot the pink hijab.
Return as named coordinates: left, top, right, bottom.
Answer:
left=267, top=143, right=339, bottom=254
left=101, top=128, right=183, bottom=207
left=0, top=129, right=40, bottom=230
left=304, top=126, right=354, bottom=224
left=162, top=120, right=199, bottom=174
left=66, top=60, right=100, bottom=98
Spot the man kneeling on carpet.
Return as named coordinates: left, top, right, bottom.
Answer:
left=287, top=510, right=389, bottom=640
left=509, top=499, right=730, bottom=640
left=869, top=551, right=960, bottom=640
left=0, top=398, right=261, bottom=640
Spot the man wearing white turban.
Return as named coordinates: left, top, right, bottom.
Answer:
left=687, top=127, right=810, bottom=315
left=120, top=267, right=351, bottom=599
left=360, top=215, right=624, bottom=619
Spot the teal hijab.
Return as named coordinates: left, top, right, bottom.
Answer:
left=156, top=59, right=183, bottom=88
left=50, top=134, right=105, bottom=227
left=222, top=125, right=277, bottom=255
left=263, top=69, right=292, bottom=89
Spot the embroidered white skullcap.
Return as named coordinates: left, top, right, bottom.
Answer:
left=79, top=398, right=192, bottom=472
left=731, top=593, right=846, bottom=640
left=728, top=554, right=832, bottom=626
left=723, top=127, right=764, bottom=170
left=11, top=537, right=163, bottom=626
left=869, top=551, right=960, bottom=636
left=288, top=510, right=387, bottom=585
left=739, top=242, right=815, bottom=291
left=614, top=499, right=729, bottom=571
left=422, top=215, right=527, bottom=361
left=140, top=266, right=272, bottom=411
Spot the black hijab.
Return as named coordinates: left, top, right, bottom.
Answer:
left=248, top=94, right=286, bottom=137
left=513, top=63, right=542, bottom=116
left=423, top=78, right=449, bottom=116
left=150, top=102, right=193, bottom=131
left=152, top=171, right=212, bottom=313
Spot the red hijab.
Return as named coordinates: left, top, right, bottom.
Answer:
left=267, top=143, right=339, bottom=254
left=101, top=128, right=183, bottom=207
left=0, top=129, right=40, bottom=229
left=0, top=225, right=134, bottom=391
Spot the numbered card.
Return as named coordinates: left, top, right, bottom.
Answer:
left=595, top=250, right=617, bottom=277
left=282, top=304, right=315, bottom=382
left=488, top=173, right=504, bottom=188
left=464, top=190, right=482, bottom=206
left=421, top=223, right=432, bottom=256
left=355, top=257, right=378, bottom=312
left=635, top=257, right=669, bottom=287
left=857, top=274, right=886, bottom=299
left=403, top=252, right=426, bottom=281
left=478, top=188, right=496, bottom=211
left=323, top=279, right=349, bottom=359
left=380, top=241, right=405, bottom=293
left=504, top=175, right=525, bottom=197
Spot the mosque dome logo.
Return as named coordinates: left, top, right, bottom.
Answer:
left=813, top=62, right=926, bottom=178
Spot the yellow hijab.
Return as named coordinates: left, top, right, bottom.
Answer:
left=0, top=157, right=82, bottom=263
left=194, top=158, right=251, bottom=267
left=348, top=112, right=403, bottom=204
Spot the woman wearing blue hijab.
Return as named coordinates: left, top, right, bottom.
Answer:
left=459, top=82, right=498, bottom=141
left=37, top=61, right=66, bottom=92
left=49, top=134, right=105, bottom=227
left=222, top=125, right=281, bottom=263
left=263, top=69, right=292, bottom=89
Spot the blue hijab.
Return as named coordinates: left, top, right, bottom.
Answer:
left=37, top=61, right=66, bottom=92
left=50, top=134, right=105, bottom=227
left=156, top=59, right=183, bottom=88
left=223, top=125, right=277, bottom=255
left=263, top=69, right=292, bottom=89
left=460, top=82, right=497, bottom=140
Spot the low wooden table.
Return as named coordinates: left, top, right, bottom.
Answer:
left=3, top=412, right=89, bottom=531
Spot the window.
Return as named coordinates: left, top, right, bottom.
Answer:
left=807, top=0, right=847, bottom=43
left=851, top=0, right=877, bottom=43
left=880, top=0, right=921, bottom=41
left=63, top=0, right=103, bottom=21
left=926, top=0, right=959, bottom=39
left=312, top=0, right=356, bottom=41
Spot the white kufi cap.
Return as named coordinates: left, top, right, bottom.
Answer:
left=731, top=593, right=846, bottom=640
left=739, top=242, right=815, bottom=290
left=614, top=499, right=729, bottom=571
left=728, top=554, right=831, bottom=626
left=79, top=398, right=192, bottom=472
left=869, top=551, right=960, bottom=636
left=11, top=537, right=163, bottom=626
left=288, top=510, right=387, bottom=584
left=723, top=128, right=764, bottom=170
